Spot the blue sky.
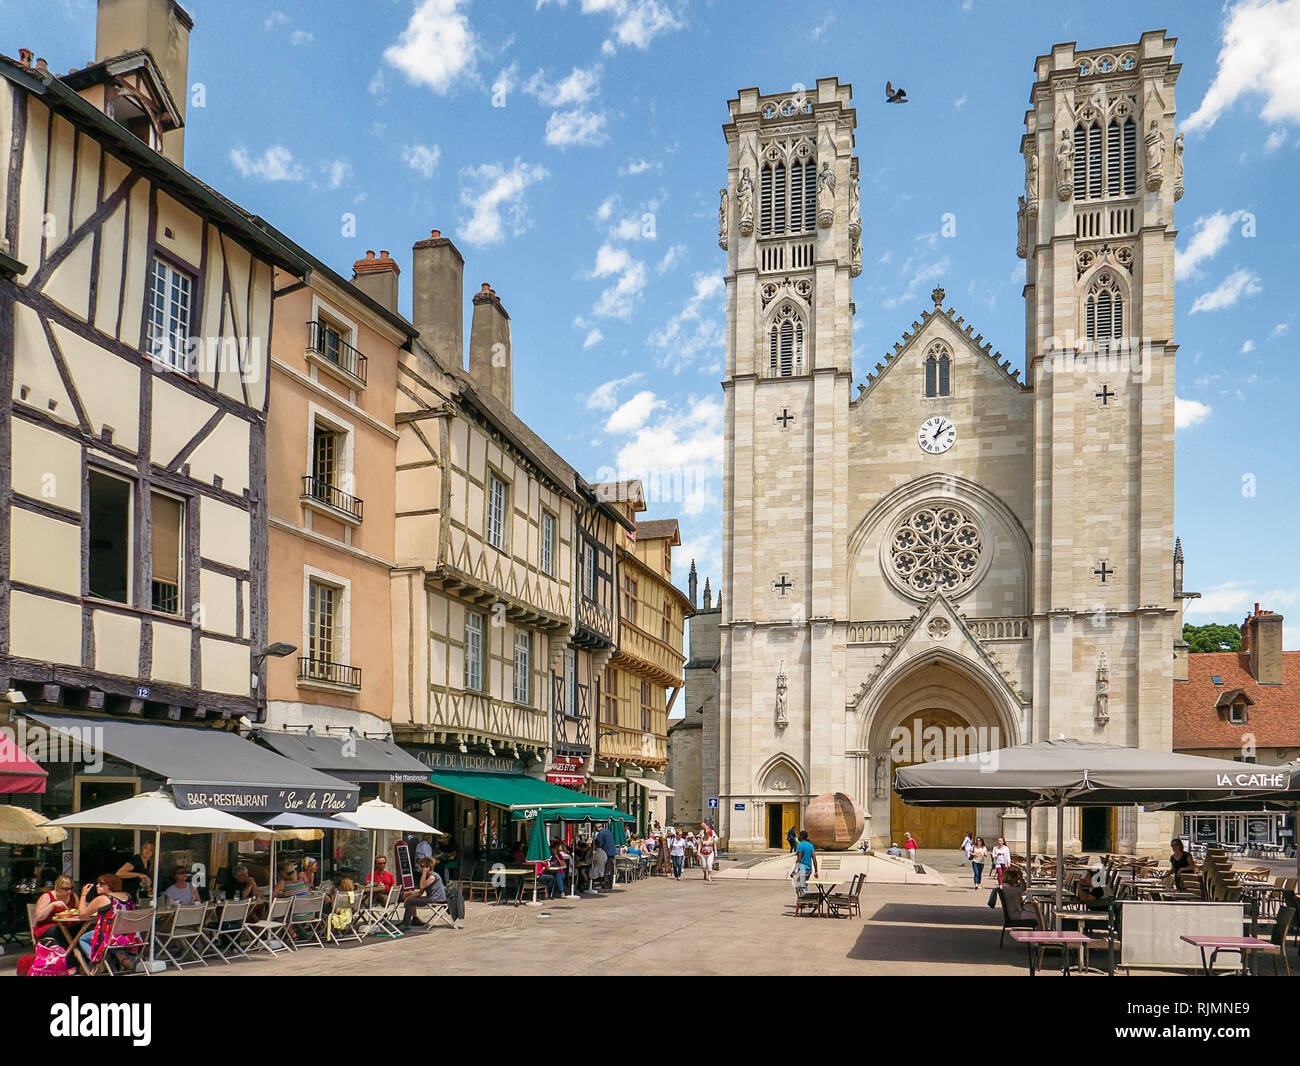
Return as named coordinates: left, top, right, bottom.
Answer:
left=12, top=0, right=1300, bottom=642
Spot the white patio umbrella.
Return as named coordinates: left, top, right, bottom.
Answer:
left=332, top=799, right=443, bottom=903
left=48, top=790, right=267, bottom=970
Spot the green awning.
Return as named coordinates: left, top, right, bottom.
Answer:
left=421, top=769, right=608, bottom=812
left=512, top=805, right=636, bottom=823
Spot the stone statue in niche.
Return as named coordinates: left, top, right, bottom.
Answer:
left=1025, top=150, right=1039, bottom=212
left=848, top=176, right=861, bottom=240
left=1145, top=120, right=1165, bottom=189
left=1095, top=652, right=1110, bottom=724
left=1056, top=129, right=1074, bottom=200
left=1172, top=132, right=1184, bottom=201
left=1016, top=195, right=1028, bottom=259
left=850, top=232, right=862, bottom=277
left=817, top=161, right=836, bottom=228
left=737, top=168, right=754, bottom=236
left=717, top=187, right=728, bottom=250
left=873, top=753, right=888, bottom=799
left=775, top=661, right=788, bottom=728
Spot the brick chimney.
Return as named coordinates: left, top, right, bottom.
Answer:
left=95, top=0, right=192, bottom=164
left=350, top=250, right=400, bottom=314
left=468, top=283, right=512, bottom=409
left=410, top=229, right=464, bottom=365
left=1244, top=604, right=1284, bottom=685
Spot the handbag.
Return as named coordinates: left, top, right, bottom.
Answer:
left=28, top=940, right=70, bottom=976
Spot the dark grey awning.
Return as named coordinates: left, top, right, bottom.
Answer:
left=253, top=731, right=432, bottom=784
left=26, top=712, right=359, bottom=814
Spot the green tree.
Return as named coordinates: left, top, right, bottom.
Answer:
left=1183, top=623, right=1242, bottom=654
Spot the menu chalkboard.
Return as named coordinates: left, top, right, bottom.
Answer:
left=394, top=841, right=415, bottom=891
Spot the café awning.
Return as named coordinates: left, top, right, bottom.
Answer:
left=512, top=805, right=636, bottom=823
left=422, top=768, right=609, bottom=812
left=627, top=778, right=674, bottom=797
left=253, top=730, right=432, bottom=784
left=0, top=733, right=47, bottom=794
left=25, top=712, right=359, bottom=814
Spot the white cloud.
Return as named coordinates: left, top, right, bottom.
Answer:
left=264, top=11, right=289, bottom=29
left=595, top=196, right=617, bottom=222
left=882, top=256, right=951, bottom=309
left=290, top=29, right=314, bottom=46
left=492, top=63, right=518, bottom=103
left=524, top=65, right=601, bottom=106
left=1241, top=339, right=1255, bottom=353
left=545, top=108, right=609, bottom=147
left=582, top=329, right=604, bottom=349
left=1174, top=396, right=1212, bottom=429
left=589, top=243, right=647, bottom=318
left=458, top=159, right=549, bottom=245
left=1270, top=322, right=1289, bottom=338
left=1175, top=210, right=1244, bottom=281
left=811, top=12, right=835, bottom=42
left=321, top=158, right=351, bottom=189
left=1264, top=128, right=1288, bottom=152
left=229, top=144, right=305, bottom=182
left=538, top=0, right=683, bottom=53
left=368, top=68, right=388, bottom=101
left=954, top=93, right=968, bottom=110
left=601, top=394, right=724, bottom=516
left=649, top=272, right=724, bottom=371
left=620, top=157, right=653, bottom=176
left=1184, top=584, right=1300, bottom=641
left=657, top=243, right=686, bottom=273
left=383, top=0, right=478, bottom=95
left=1189, top=268, right=1261, bottom=313
left=585, top=372, right=642, bottom=410
left=403, top=143, right=442, bottom=178
left=605, top=389, right=661, bottom=433
left=1184, top=0, right=1300, bottom=132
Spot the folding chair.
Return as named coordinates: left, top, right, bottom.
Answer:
left=358, top=885, right=403, bottom=938
left=410, top=897, right=457, bottom=928
left=155, top=904, right=210, bottom=969
left=245, top=896, right=295, bottom=957
left=326, top=890, right=364, bottom=946
left=288, top=893, right=327, bottom=949
left=204, top=899, right=253, bottom=964
left=86, top=909, right=154, bottom=976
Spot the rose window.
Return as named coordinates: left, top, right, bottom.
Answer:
left=890, top=506, right=983, bottom=596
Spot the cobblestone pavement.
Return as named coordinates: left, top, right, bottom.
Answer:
left=182, top=871, right=1037, bottom=977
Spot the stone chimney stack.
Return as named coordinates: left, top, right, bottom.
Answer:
left=688, top=560, right=698, bottom=609
left=350, top=250, right=400, bottom=314
left=1245, top=604, right=1284, bottom=685
left=410, top=229, right=464, bottom=366
left=468, top=282, right=513, bottom=409
left=95, top=0, right=192, bottom=164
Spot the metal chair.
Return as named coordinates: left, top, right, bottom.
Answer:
left=245, top=896, right=295, bottom=956
left=204, top=899, right=253, bottom=964
left=155, top=903, right=210, bottom=969
left=326, top=890, right=364, bottom=946
left=86, top=908, right=155, bottom=976
left=288, top=893, right=327, bottom=949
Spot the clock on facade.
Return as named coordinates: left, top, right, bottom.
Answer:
left=917, top=416, right=956, bottom=454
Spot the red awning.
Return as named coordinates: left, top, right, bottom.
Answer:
left=0, top=734, right=47, bottom=794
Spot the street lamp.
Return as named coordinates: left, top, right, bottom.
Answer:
left=250, top=642, right=297, bottom=693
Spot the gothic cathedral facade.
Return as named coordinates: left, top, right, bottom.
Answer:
left=718, top=33, right=1183, bottom=854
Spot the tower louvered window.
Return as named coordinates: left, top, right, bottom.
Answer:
left=804, top=164, right=816, bottom=230
left=1087, top=125, right=1102, bottom=199
left=1106, top=121, right=1122, bottom=197
left=789, top=160, right=804, bottom=232
left=1122, top=119, right=1137, bottom=195
left=1084, top=272, right=1124, bottom=344
left=768, top=304, right=805, bottom=377
left=1073, top=126, right=1088, bottom=200
left=773, top=162, right=787, bottom=234
left=760, top=164, right=773, bottom=236
left=1074, top=105, right=1137, bottom=202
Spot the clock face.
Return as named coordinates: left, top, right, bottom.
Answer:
left=917, top=416, right=957, bottom=454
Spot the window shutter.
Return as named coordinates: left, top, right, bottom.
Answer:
left=760, top=164, right=772, bottom=236
left=805, top=161, right=817, bottom=230
left=1073, top=127, right=1087, bottom=200
left=794, top=321, right=804, bottom=375
left=1122, top=119, right=1137, bottom=195
left=1106, top=121, right=1121, bottom=197
left=1088, top=125, right=1102, bottom=199
left=1113, top=293, right=1123, bottom=338
left=779, top=319, right=794, bottom=375
left=770, top=326, right=779, bottom=376
left=1086, top=294, right=1096, bottom=340
left=1096, top=290, right=1112, bottom=339
left=773, top=162, right=787, bottom=234
left=789, top=160, right=803, bottom=232
left=150, top=492, right=182, bottom=585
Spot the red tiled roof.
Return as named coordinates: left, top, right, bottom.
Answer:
left=1173, top=651, right=1300, bottom=750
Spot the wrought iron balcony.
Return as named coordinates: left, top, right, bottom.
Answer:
left=297, top=657, right=362, bottom=691
left=301, top=475, right=364, bottom=522
left=306, top=320, right=368, bottom=385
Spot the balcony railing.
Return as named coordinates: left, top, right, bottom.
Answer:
left=301, top=475, right=364, bottom=522
left=306, top=320, right=368, bottom=385
left=297, top=657, right=362, bottom=690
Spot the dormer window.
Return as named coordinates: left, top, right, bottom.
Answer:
left=1215, top=688, right=1255, bottom=726
left=1227, top=703, right=1248, bottom=726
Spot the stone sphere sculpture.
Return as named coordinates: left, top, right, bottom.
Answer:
left=803, top=792, right=865, bottom=851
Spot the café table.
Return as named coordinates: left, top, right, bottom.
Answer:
left=1179, top=934, right=1281, bottom=976
left=804, top=877, right=841, bottom=917
left=1009, top=928, right=1094, bottom=976
left=51, top=912, right=95, bottom=974
left=1057, top=909, right=1116, bottom=974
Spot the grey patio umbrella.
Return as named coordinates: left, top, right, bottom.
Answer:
left=1152, top=759, right=1300, bottom=880
left=893, top=738, right=1292, bottom=927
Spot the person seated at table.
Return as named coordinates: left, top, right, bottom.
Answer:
left=76, top=873, right=139, bottom=965
left=301, top=857, right=318, bottom=890
left=32, top=875, right=75, bottom=939
left=228, top=864, right=258, bottom=901
left=999, top=865, right=1035, bottom=922
left=1076, top=866, right=1107, bottom=904
left=275, top=863, right=310, bottom=898
left=511, top=840, right=527, bottom=864
left=886, top=842, right=903, bottom=857
left=163, top=867, right=200, bottom=907
left=364, top=856, right=396, bottom=895
left=1169, top=838, right=1196, bottom=882
left=437, top=840, right=459, bottom=879
left=399, top=858, right=446, bottom=929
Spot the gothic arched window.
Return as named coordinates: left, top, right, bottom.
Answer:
left=924, top=342, right=952, bottom=397
left=1084, top=271, right=1125, bottom=344
left=758, top=142, right=817, bottom=237
left=768, top=303, right=805, bottom=377
left=759, top=163, right=773, bottom=236
left=1074, top=98, right=1138, bottom=201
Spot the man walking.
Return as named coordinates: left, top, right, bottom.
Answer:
left=591, top=822, right=617, bottom=892
left=792, top=830, right=818, bottom=894
left=786, top=825, right=798, bottom=854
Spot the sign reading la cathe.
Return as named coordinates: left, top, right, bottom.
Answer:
left=1215, top=772, right=1287, bottom=789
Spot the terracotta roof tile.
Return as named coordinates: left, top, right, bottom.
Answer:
left=635, top=519, right=680, bottom=543
left=1173, top=651, right=1300, bottom=751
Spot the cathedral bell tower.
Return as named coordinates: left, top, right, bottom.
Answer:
left=717, top=80, right=859, bottom=850
left=1021, top=33, right=1181, bottom=852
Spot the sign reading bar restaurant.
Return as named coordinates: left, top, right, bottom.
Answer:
left=410, top=750, right=524, bottom=775
left=546, top=756, right=586, bottom=788
left=171, top=783, right=358, bottom=814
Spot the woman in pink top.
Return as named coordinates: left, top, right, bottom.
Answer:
left=903, top=832, right=918, bottom=866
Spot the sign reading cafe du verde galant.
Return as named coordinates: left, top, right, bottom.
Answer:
left=411, top=750, right=524, bottom=775
left=171, top=785, right=357, bottom=813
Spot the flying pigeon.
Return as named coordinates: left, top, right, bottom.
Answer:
left=885, top=81, right=908, bottom=104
